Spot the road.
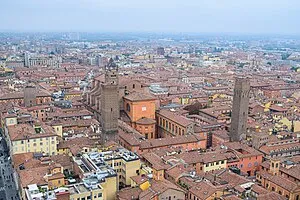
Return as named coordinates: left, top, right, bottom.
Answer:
left=0, top=129, right=20, bottom=200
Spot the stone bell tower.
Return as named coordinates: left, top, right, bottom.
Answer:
left=100, top=58, right=119, bottom=142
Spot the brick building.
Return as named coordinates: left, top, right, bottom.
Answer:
left=123, top=92, right=156, bottom=139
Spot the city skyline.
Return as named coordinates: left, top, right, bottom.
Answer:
left=1, top=0, right=300, bottom=34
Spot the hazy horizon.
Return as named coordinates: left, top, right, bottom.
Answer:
left=1, top=0, right=300, bottom=34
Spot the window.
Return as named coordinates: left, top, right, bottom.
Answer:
left=221, top=160, right=224, bottom=164
left=133, top=84, right=135, bottom=89
left=271, top=187, right=275, bottom=191
left=126, top=103, right=130, bottom=112
left=240, top=164, right=243, bottom=168
left=98, top=193, right=102, bottom=198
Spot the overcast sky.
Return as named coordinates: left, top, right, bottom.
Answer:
left=1, top=0, right=299, bottom=34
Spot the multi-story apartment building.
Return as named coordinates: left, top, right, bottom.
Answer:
left=67, top=180, right=105, bottom=200
left=86, top=148, right=141, bottom=188
left=24, top=54, right=62, bottom=67
left=73, top=148, right=140, bottom=199
left=6, top=123, right=57, bottom=156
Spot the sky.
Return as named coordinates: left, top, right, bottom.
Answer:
left=1, top=0, right=300, bottom=34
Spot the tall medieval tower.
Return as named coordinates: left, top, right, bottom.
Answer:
left=100, top=58, right=119, bottom=142
left=230, top=77, right=250, bottom=142
left=24, top=84, right=37, bottom=107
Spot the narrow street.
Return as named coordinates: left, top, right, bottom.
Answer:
left=0, top=130, right=19, bottom=200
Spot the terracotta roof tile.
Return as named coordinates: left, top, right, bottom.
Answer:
left=157, top=109, right=193, bottom=127
left=123, top=92, right=156, bottom=102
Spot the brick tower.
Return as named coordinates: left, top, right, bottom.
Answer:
left=230, top=77, right=250, bottom=142
left=100, top=58, right=119, bottom=142
left=24, top=84, right=37, bottom=107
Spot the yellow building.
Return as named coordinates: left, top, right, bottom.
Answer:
left=74, top=148, right=140, bottom=200
left=7, top=123, right=58, bottom=156
left=94, top=149, right=141, bottom=187
left=100, top=175, right=117, bottom=200
left=280, top=117, right=300, bottom=132
left=202, top=159, right=227, bottom=172
left=46, top=165, right=65, bottom=190
left=3, top=115, right=18, bottom=126
left=52, top=124, right=63, bottom=137
left=180, top=96, right=190, bottom=105
left=68, top=183, right=104, bottom=200
left=64, top=91, right=82, bottom=100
